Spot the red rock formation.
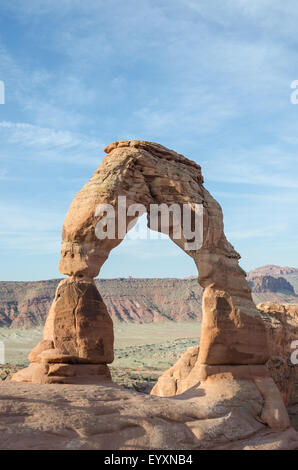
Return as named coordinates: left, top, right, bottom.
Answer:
left=248, top=265, right=298, bottom=278
left=1, top=381, right=298, bottom=450
left=152, top=303, right=298, bottom=433
left=2, top=275, right=298, bottom=328
left=13, top=141, right=296, bottom=442
left=259, top=302, right=298, bottom=406
left=249, top=276, right=296, bottom=295
left=11, top=140, right=296, bottom=442
left=14, top=141, right=267, bottom=377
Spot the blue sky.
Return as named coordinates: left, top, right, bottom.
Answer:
left=0, top=0, right=297, bottom=281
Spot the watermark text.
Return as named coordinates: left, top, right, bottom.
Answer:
left=95, top=196, right=204, bottom=251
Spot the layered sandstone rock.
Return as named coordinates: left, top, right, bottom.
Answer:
left=12, top=278, right=114, bottom=384
left=1, top=381, right=297, bottom=450
left=151, top=351, right=292, bottom=431
left=14, top=141, right=267, bottom=376
left=3, top=275, right=298, bottom=328
left=249, top=276, right=296, bottom=295
left=152, top=302, right=298, bottom=432
left=58, top=140, right=267, bottom=366
left=248, top=265, right=298, bottom=278
left=259, top=302, right=298, bottom=406
left=10, top=140, right=295, bottom=442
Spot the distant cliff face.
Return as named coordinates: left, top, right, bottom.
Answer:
left=248, top=265, right=298, bottom=278
left=0, top=267, right=297, bottom=328
left=0, top=278, right=203, bottom=328
left=98, top=278, right=203, bottom=323
left=0, top=280, right=58, bottom=328
left=247, top=266, right=298, bottom=306
left=248, top=276, right=296, bottom=295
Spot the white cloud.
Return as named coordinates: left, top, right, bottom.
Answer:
left=0, top=121, right=101, bottom=150
left=0, top=121, right=105, bottom=167
left=0, top=0, right=297, bottom=277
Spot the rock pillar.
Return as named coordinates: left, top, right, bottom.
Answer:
left=12, top=278, right=114, bottom=384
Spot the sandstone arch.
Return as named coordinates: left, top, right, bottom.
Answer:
left=13, top=140, right=269, bottom=384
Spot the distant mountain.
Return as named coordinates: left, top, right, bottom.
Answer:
left=247, top=265, right=298, bottom=298
left=248, top=275, right=296, bottom=295
left=247, top=265, right=298, bottom=279
left=0, top=278, right=203, bottom=328
left=0, top=266, right=297, bottom=328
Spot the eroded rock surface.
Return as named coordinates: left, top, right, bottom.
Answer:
left=57, top=140, right=268, bottom=365
left=8, top=141, right=295, bottom=446
left=13, top=140, right=268, bottom=384
left=152, top=302, right=298, bottom=436
left=249, top=276, right=296, bottom=295
left=12, top=278, right=114, bottom=384
left=259, top=302, right=298, bottom=406
left=0, top=381, right=297, bottom=450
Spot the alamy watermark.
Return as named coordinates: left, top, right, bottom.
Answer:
left=95, top=196, right=204, bottom=250
left=0, top=81, right=5, bottom=104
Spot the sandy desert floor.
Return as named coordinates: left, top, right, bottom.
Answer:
left=0, top=321, right=201, bottom=388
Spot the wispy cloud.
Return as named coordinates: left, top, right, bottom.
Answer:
left=227, top=223, right=287, bottom=241
left=0, top=121, right=105, bottom=167
left=0, top=1, right=297, bottom=277
left=0, top=121, right=102, bottom=150
left=203, top=145, right=298, bottom=189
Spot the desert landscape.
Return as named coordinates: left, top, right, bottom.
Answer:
left=0, top=321, right=201, bottom=389
left=1, top=266, right=298, bottom=449
left=0, top=138, right=297, bottom=451
left=1, top=265, right=298, bottom=328
left=1, top=264, right=297, bottom=388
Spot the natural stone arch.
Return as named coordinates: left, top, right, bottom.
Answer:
left=13, top=141, right=269, bottom=384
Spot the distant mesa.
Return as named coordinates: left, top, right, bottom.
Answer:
left=248, top=265, right=298, bottom=279
left=0, top=265, right=298, bottom=328
left=248, top=275, right=296, bottom=295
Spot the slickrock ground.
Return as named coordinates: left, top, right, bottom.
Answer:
left=1, top=302, right=297, bottom=450
left=151, top=303, right=298, bottom=437
left=152, top=304, right=298, bottom=398
left=0, top=381, right=298, bottom=450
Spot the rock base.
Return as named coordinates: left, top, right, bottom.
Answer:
left=151, top=348, right=291, bottom=431
left=11, top=363, right=112, bottom=385
left=1, top=381, right=298, bottom=450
